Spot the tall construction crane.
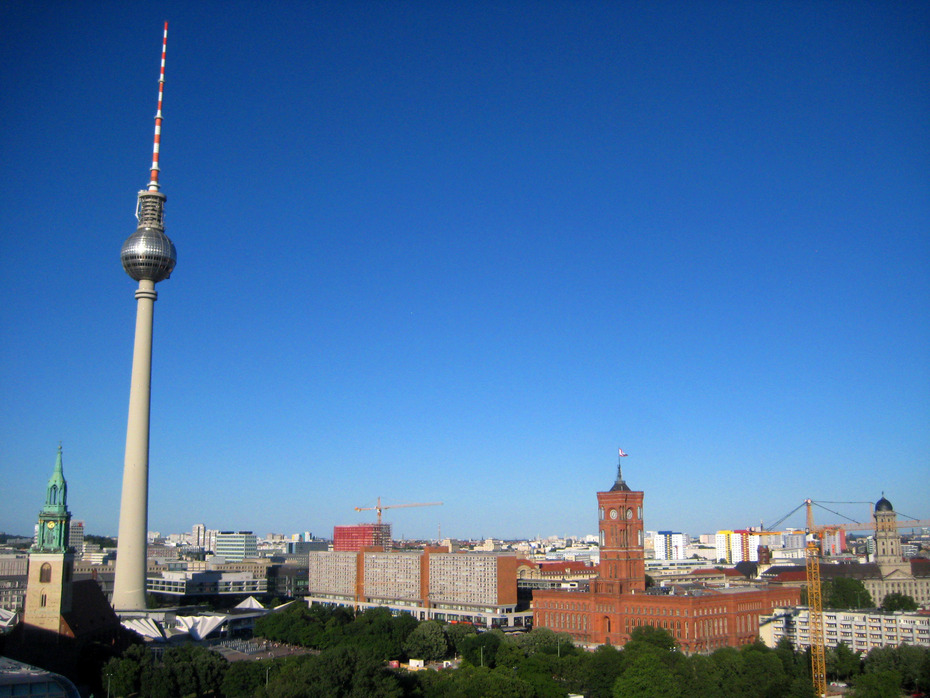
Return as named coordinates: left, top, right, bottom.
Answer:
left=762, top=499, right=930, bottom=697
left=800, top=499, right=930, bottom=697
left=803, top=500, right=828, bottom=698
left=354, top=496, right=443, bottom=525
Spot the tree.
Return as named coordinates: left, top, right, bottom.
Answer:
left=613, top=653, right=682, bottom=698
left=404, top=621, right=450, bottom=662
left=823, top=577, right=873, bottom=609
left=221, top=660, right=268, bottom=698
left=581, top=644, right=625, bottom=698
left=827, top=642, right=861, bottom=682
left=460, top=630, right=503, bottom=668
left=627, top=625, right=678, bottom=651
left=102, top=644, right=149, bottom=697
left=850, top=670, right=902, bottom=698
left=880, top=592, right=918, bottom=612
left=445, top=621, right=478, bottom=656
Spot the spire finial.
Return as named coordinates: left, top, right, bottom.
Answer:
left=148, top=21, right=168, bottom=191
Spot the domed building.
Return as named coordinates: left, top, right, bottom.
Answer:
left=854, top=494, right=930, bottom=609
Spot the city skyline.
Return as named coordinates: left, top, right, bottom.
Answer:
left=1, top=3, right=927, bottom=541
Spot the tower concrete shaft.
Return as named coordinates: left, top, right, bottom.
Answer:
left=113, top=23, right=175, bottom=612
left=112, top=280, right=157, bottom=610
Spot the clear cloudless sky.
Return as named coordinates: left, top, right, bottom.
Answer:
left=1, top=1, right=927, bottom=542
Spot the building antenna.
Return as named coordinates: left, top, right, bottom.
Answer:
left=148, top=22, right=168, bottom=192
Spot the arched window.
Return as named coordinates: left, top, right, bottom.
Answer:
left=39, top=563, right=52, bottom=583
left=49, top=485, right=58, bottom=505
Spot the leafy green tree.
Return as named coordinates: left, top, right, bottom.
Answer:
left=850, top=670, right=902, bottom=697
left=445, top=621, right=479, bottom=656
left=613, top=652, right=682, bottom=698
left=827, top=641, right=861, bottom=682
left=460, top=630, right=503, bottom=668
left=773, top=636, right=809, bottom=680
left=404, top=620, right=450, bottom=662
left=221, top=660, right=269, bottom=698
left=627, top=624, right=678, bottom=651
left=494, top=636, right=525, bottom=669
left=515, top=626, right=575, bottom=657
left=880, top=591, right=918, bottom=612
left=514, top=653, right=565, bottom=698
left=891, top=644, right=928, bottom=692
left=582, top=644, right=625, bottom=698
left=102, top=643, right=150, bottom=697
left=823, top=577, right=873, bottom=609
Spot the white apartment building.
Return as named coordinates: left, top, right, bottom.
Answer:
left=214, top=531, right=258, bottom=562
left=760, top=607, right=930, bottom=654
left=715, top=530, right=760, bottom=564
left=654, top=531, right=688, bottom=560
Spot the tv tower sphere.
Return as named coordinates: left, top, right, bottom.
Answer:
left=120, top=190, right=176, bottom=282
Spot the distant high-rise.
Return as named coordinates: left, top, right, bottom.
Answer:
left=214, top=532, right=258, bottom=562
left=654, top=530, right=688, bottom=560
left=69, top=520, right=85, bottom=558
left=112, top=23, right=178, bottom=612
left=334, top=524, right=393, bottom=552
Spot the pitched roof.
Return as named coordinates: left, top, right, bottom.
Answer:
left=60, top=580, right=119, bottom=639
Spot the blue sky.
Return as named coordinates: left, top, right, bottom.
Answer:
left=1, top=1, right=927, bottom=542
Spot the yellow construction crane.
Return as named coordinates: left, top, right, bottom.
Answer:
left=801, top=500, right=930, bottom=697
left=354, top=496, right=443, bottom=525
left=804, top=500, right=828, bottom=698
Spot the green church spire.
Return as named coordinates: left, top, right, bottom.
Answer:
left=33, top=445, right=72, bottom=553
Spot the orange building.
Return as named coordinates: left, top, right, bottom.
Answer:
left=532, top=461, right=800, bottom=652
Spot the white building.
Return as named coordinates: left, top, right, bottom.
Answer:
left=760, top=607, right=930, bottom=654
left=654, top=531, right=688, bottom=560
left=147, top=570, right=267, bottom=596
left=214, top=532, right=258, bottom=562
left=715, top=530, right=760, bottom=564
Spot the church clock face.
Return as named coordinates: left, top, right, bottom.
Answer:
left=46, top=521, right=56, bottom=529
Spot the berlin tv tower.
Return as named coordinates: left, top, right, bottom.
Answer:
left=112, top=22, right=177, bottom=611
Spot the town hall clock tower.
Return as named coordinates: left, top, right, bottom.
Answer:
left=593, top=451, right=645, bottom=595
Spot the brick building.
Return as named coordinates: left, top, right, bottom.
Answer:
left=532, top=459, right=800, bottom=652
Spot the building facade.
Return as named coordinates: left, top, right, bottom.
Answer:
left=214, top=532, right=258, bottom=562
left=305, top=548, right=530, bottom=627
left=532, top=459, right=801, bottom=652
left=760, top=607, right=930, bottom=653
left=715, top=530, right=760, bottom=564
left=654, top=531, right=689, bottom=561
left=333, top=523, right=393, bottom=552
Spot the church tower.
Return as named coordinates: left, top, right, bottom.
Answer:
left=593, top=450, right=645, bottom=595
left=24, top=446, right=75, bottom=635
left=873, top=495, right=906, bottom=569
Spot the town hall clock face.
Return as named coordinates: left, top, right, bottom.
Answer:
left=626, top=508, right=633, bottom=519
left=609, top=509, right=618, bottom=519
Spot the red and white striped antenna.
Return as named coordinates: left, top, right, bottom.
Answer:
left=148, top=21, right=168, bottom=191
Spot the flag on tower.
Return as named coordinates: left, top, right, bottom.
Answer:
left=618, top=448, right=628, bottom=457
